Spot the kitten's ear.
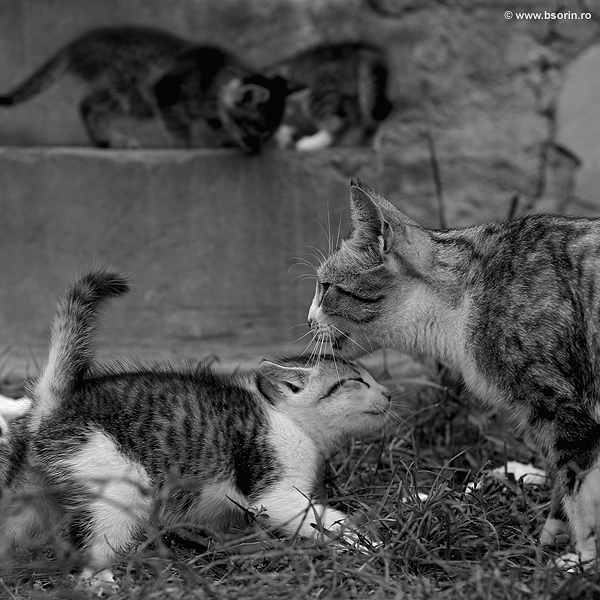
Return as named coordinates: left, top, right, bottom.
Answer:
left=239, top=83, right=271, bottom=106
left=279, top=76, right=307, bottom=96
left=349, top=181, right=394, bottom=254
left=257, top=360, right=311, bottom=400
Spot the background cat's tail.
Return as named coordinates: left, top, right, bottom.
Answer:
left=0, top=52, right=70, bottom=106
left=28, top=270, right=129, bottom=431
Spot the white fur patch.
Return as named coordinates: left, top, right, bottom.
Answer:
left=65, top=429, right=152, bottom=571
left=254, top=410, right=347, bottom=538
left=296, top=130, right=334, bottom=151
left=562, top=454, right=600, bottom=566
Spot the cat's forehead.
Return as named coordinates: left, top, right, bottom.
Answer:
left=317, top=239, right=382, bottom=283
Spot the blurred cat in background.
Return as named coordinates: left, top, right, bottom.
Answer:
left=0, top=27, right=292, bottom=153
left=269, top=43, right=393, bottom=151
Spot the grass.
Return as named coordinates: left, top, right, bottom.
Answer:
left=2, top=351, right=600, bottom=599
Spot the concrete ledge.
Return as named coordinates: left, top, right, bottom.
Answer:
left=0, top=147, right=362, bottom=375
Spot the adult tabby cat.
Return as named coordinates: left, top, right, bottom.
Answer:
left=308, top=180, right=600, bottom=569
left=269, top=43, right=392, bottom=151
left=0, top=27, right=291, bottom=152
left=0, top=270, right=390, bottom=585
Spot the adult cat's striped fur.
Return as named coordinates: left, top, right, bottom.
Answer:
left=0, top=270, right=390, bottom=585
left=0, top=27, right=291, bottom=152
left=308, top=180, right=600, bottom=569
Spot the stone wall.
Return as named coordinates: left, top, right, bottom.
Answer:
left=0, top=1, right=599, bottom=374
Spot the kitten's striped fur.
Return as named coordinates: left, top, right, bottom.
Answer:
left=308, top=180, right=600, bottom=569
left=0, top=27, right=291, bottom=152
left=270, top=43, right=392, bottom=151
left=0, top=270, right=390, bottom=584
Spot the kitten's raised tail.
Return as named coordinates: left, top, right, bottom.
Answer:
left=28, top=270, right=129, bottom=432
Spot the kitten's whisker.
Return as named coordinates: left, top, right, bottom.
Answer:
left=382, top=406, right=408, bottom=427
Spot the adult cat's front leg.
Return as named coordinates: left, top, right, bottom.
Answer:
left=552, top=405, right=600, bottom=569
left=539, top=475, right=568, bottom=547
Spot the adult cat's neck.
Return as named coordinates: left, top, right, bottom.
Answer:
left=384, top=224, right=488, bottom=372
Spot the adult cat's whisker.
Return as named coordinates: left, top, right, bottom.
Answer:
left=329, top=345, right=342, bottom=383
left=306, top=245, right=328, bottom=266
left=295, top=274, right=318, bottom=284
left=289, top=329, right=314, bottom=347
left=335, top=212, right=344, bottom=252
left=331, top=326, right=374, bottom=357
left=316, top=219, right=332, bottom=258
left=289, top=259, right=317, bottom=275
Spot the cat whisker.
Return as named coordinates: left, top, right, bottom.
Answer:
left=306, top=245, right=328, bottom=266
left=329, top=343, right=341, bottom=383
left=327, top=204, right=334, bottom=258
left=335, top=212, right=343, bottom=253
left=288, top=258, right=318, bottom=275
left=290, top=329, right=314, bottom=347
left=316, top=217, right=332, bottom=258
left=331, top=326, right=374, bottom=357
left=293, top=274, right=318, bottom=284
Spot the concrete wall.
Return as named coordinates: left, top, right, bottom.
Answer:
left=0, top=147, right=362, bottom=373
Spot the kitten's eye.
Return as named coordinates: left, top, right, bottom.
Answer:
left=285, top=382, right=301, bottom=394
left=349, top=377, right=370, bottom=387
left=320, top=282, right=331, bottom=296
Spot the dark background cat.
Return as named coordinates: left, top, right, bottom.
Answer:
left=0, top=27, right=292, bottom=152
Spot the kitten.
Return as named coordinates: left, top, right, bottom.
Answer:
left=308, top=179, right=600, bottom=569
left=268, top=43, right=392, bottom=151
left=0, top=269, right=390, bottom=585
left=0, top=27, right=291, bottom=152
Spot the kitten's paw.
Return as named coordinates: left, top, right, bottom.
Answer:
left=540, top=517, right=568, bottom=546
left=295, top=130, right=334, bottom=151
left=337, top=529, right=383, bottom=555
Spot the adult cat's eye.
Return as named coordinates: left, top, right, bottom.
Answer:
left=285, top=382, right=301, bottom=393
left=319, top=281, right=331, bottom=297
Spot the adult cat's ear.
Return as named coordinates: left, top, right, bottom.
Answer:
left=256, top=360, right=311, bottom=400
left=349, top=181, right=394, bottom=254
